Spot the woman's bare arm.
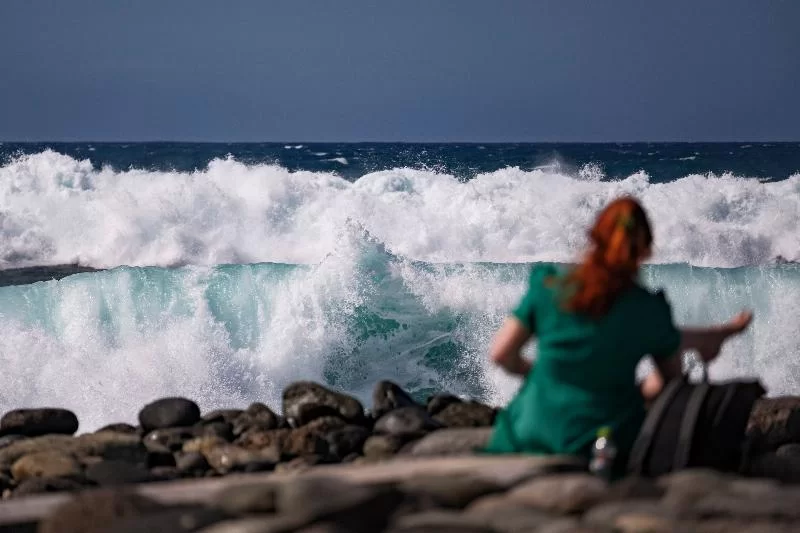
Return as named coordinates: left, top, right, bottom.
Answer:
left=641, top=311, right=753, bottom=401
left=490, top=317, right=534, bottom=377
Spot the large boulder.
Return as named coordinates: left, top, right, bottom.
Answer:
left=230, top=402, right=279, bottom=436
left=0, top=408, right=79, bottom=437
left=374, top=406, right=442, bottom=437
left=432, top=401, right=496, bottom=428
left=747, top=396, right=800, bottom=452
left=407, top=427, right=492, bottom=456
left=11, top=450, right=82, bottom=481
left=324, top=425, right=371, bottom=460
left=372, top=380, right=419, bottom=419
left=138, top=397, right=201, bottom=432
left=38, top=489, right=165, bottom=533
left=427, top=394, right=463, bottom=415
left=506, top=473, right=607, bottom=514
left=283, top=382, right=365, bottom=426
left=0, top=432, right=146, bottom=467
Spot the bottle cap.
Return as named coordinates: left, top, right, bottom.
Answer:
left=597, top=426, right=612, bottom=438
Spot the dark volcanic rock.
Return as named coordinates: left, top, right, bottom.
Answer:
left=373, top=380, right=419, bottom=419
left=203, top=444, right=279, bottom=473
left=283, top=381, right=365, bottom=426
left=13, top=475, right=93, bottom=497
left=139, top=397, right=201, bottom=432
left=408, top=428, right=492, bottom=457
left=324, top=425, right=371, bottom=460
left=374, top=406, right=442, bottom=437
left=432, top=401, right=496, bottom=428
left=176, top=452, right=210, bottom=474
left=0, top=433, right=146, bottom=466
left=202, top=409, right=244, bottom=425
left=11, top=450, right=82, bottom=481
left=85, top=460, right=153, bottom=486
left=147, top=450, right=177, bottom=468
left=237, top=428, right=291, bottom=451
left=109, top=506, right=228, bottom=533
left=0, top=434, right=26, bottom=450
left=363, top=434, right=408, bottom=459
left=37, top=489, right=165, bottom=533
left=284, top=416, right=347, bottom=457
left=0, top=408, right=79, bottom=437
left=144, top=427, right=198, bottom=453
left=747, top=396, right=800, bottom=452
left=96, top=423, right=139, bottom=435
left=426, top=394, right=463, bottom=416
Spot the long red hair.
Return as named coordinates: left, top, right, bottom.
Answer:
left=561, top=197, right=653, bottom=317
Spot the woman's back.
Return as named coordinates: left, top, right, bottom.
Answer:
left=486, top=263, right=680, bottom=467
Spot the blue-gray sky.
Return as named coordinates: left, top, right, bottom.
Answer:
left=1, top=0, right=798, bottom=142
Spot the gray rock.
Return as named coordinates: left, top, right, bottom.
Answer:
left=372, top=380, right=419, bottom=419
left=204, top=444, right=278, bottom=473
left=400, top=473, right=503, bottom=508
left=407, top=427, right=492, bottom=456
left=507, top=473, right=607, bottom=514
left=0, top=432, right=146, bottom=466
left=113, top=506, right=228, bottom=533
left=37, top=489, right=165, bottom=533
left=324, top=425, right=371, bottom=460
left=426, top=394, right=463, bottom=416
left=203, top=409, right=245, bottom=425
left=215, top=481, right=279, bottom=515
left=85, top=459, right=153, bottom=485
left=432, top=401, right=496, bottom=428
left=363, top=434, right=407, bottom=459
left=391, top=510, right=495, bottom=533
left=139, top=397, right=201, bottom=432
left=374, top=406, right=441, bottom=437
left=13, top=475, right=93, bottom=497
left=11, top=450, right=82, bottom=481
left=96, top=423, right=139, bottom=434
left=283, top=382, right=365, bottom=426
left=176, top=452, right=210, bottom=473
left=0, top=408, right=79, bottom=437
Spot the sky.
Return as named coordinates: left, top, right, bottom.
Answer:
left=0, top=0, right=798, bottom=142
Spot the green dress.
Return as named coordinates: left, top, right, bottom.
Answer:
left=486, top=264, right=681, bottom=474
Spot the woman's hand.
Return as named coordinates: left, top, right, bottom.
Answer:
left=490, top=317, right=534, bottom=377
left=694, top=310, right=754, bottom=363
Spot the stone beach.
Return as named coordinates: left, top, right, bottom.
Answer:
left=1, top=380, right=800, bottom=532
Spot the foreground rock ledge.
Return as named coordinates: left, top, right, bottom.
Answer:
left=1, top=456, right=799, bottom=533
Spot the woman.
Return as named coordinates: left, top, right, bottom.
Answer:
left=486, top=197, right=752, bottom=475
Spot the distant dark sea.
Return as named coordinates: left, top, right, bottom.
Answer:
left=0, top=142, right=798, bottom=429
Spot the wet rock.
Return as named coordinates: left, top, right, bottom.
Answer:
left=237, top=428, right=291, bottom=452
left=204, top=444, right=279, bottom=473
left=96, top=423, right=139, bottom=434
left=202, top=421, right=235, bottom=441
left=85, top=459, right=153, bottom=485
left=0, top=432, right=146, bottom=466
left=374, top=406, right=441, bottom=437
left=324, top=425, right=371, bottom=460
left=176, top=452, right=210, bottom=474
left=215, top=481, right=279, bottom=515
left=234, top=403, right=279, bottom=433
left=184, top=435, right=228, bottom=455
left=373, top=380, right=419, bottom=419
left=112, top=506, right=228, bottom=533
left=11, top=450, right=82, bottom=481
left=407, top=427, right=492, bottom=456
left=274, top=454, right=324, bottom=474
left=400, top=473, right=503, bottom=508
left=584, top=501, right=674, bottom=530
left=37, top=489, right=165, bottom=533
left=507, top=473, right=607, bottom=514
left=203, top=409, right=245, bottom=425
left=282, top=416, right=347, bottom=457
left=0, top=408, right=79, bottom=437
left=432, top=401, right=496, bottom=428
left=283, top=382, right=365, bottom=426
left=426, top=394, right=463, bottom=416
left=747, top=396, right=800, bottom=452
left=363, top=434, right=408, bottom=459
left=0, top=434, right=26, bottom=450
left=139, top=397, right=201, bottom=432
left=144, top=427, right=198, bottom=453
left=277, top=476, right=404, bottom=532
left=391, top=510, right=496, bottom=533
left=13, top=475, right=93, bottom=497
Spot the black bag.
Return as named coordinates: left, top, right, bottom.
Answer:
left=627, top=363, right=765, bottom=477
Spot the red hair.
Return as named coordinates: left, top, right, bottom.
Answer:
left=561, top=197, right=653, bottom=317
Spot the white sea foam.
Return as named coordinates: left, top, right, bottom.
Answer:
left=1, top=150, right=799, bottom=271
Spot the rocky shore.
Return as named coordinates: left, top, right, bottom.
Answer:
left=0, top=380, right=799, bottom=532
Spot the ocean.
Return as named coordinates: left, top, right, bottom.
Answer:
left=0, top=142, right=799, bottom=431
